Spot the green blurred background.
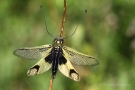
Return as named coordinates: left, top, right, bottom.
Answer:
left=0, top=0, right=135, bottom=90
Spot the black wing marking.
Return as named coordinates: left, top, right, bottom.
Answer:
left=58, top=55, right=80, bottom=81
left=62, top=46, right=99, bottom=65
left=27, top=56, right=52, bottom=76
left=13, top=45, right=52, bottom=60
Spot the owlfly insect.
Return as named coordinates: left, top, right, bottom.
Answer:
left=13, top=0, right=99, bottom=90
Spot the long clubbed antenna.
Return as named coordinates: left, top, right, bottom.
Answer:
left=63, top=10, right=87, bottom=39
left=59, top=0, right=67, bottom=37
left=40, top=5, right=55, bottom=38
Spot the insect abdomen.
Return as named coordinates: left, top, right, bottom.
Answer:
left=45, top=47, right=61, bottom=77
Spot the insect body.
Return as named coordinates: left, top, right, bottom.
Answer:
left=13, top=36, right=99, bottom=81
left=14, top=1, right=99, bottom=90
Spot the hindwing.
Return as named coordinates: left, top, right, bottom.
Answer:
left=27, top=53, right=52, bottom=76
left=58, top=59, right=80, bottom=81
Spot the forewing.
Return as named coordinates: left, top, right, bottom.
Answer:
left=62, top=46, right=99, bottom=65
left=13, top=45, right=52, bottom=60
left=58, top=56, right=80, bottom=81
left=27, top=56, right=52, bottom=76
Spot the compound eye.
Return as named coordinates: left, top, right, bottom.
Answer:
left=60, top=39, right=64, bottom=43
left=54, top=38, right=57, bottom=42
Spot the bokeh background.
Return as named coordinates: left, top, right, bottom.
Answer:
left=0, top=0, right=135, bottom=90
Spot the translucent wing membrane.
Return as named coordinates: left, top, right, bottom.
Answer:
left=27, top=56, right=52, bottom=76
left=13, top=45, right=52, bottom=60
left=62, top=46, right=99, bottom=66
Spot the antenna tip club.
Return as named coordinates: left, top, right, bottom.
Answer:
left=40, top=5, right=43, bottom=9
left=85, top=10, right=87, bottom=13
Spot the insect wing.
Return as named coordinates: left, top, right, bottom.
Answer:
left=62, top=46, right=99, bottom=65
left=58, top=57, right=80, bottom=81
left=27, top=56, right=52, bottom=76
left=13, top=45, right=52, bottom=60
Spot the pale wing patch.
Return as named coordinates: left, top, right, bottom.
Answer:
left=62, top=46, right=99, bottom=66
left=27, top=57, right=51, bottom=76
left=13, top=45, right=52, bottom=60
left=58, top=59, right=80, bottom=82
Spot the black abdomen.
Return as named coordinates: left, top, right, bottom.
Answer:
left=45, top=47, right=61, bottom=77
